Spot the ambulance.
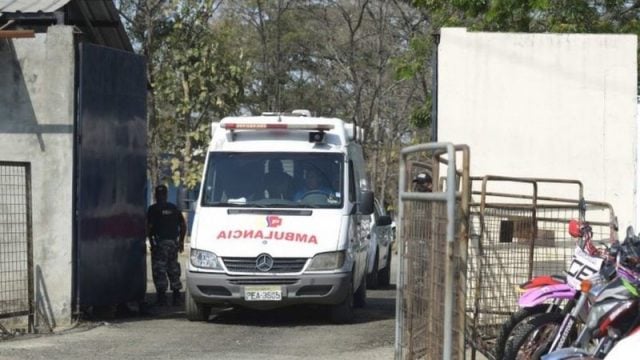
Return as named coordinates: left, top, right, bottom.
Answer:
left=185, top=110, right=374, bottom=323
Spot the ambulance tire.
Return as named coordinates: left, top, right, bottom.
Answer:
left=354, top=273, right=367, bottom=308
left=366, top=249, right=380, bottom=289
left=330, top=276, right=355, bottom=324
left=185, top=290, right=211, bottom=322
left=378, top=246, right=391, bottom=287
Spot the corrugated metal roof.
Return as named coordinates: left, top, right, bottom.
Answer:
left=0, top=0, right=132, bottom=52
left=66, top=0, right=133, bottom=51
left=0, top=0, right=71, bottom=13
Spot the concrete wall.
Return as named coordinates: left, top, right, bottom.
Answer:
left=0, top=26, right=75, bottom=328
left=438, top=28, right=638, bottom=228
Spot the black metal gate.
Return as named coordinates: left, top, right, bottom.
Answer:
left=0, top=161, right=34, bottom=333
left=75, top=43, right=147, bottom=307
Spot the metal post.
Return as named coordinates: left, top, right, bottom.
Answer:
left=443, top=143, right=456, bottom=360
left=394, top=150, right=407, bottom=359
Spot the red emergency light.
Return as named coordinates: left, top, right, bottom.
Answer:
left=221, top=123, right=334, bottom=131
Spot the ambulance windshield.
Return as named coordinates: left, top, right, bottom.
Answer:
left=201, top=152, right=344, bottom=208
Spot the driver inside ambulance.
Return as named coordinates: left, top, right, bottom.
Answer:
left=293, top=168, right=334, bottom=201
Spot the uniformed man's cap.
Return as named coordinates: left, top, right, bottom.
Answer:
left=155, top=185, right=168, bottom=194
left=413, top=172, right=432, bottom=184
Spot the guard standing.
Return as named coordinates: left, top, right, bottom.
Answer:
left=147, top=185, right=187, bottom=306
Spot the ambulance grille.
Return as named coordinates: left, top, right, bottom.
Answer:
left=222, top=257, right=308, bottom=273
left=228, top=278, right=298, bottom=285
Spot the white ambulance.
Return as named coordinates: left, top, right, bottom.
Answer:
left=185, top=110, right=374, bottom=323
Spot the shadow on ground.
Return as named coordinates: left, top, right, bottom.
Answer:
left=80, top=287, right=396, bottom=327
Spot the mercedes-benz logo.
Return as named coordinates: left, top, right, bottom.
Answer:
left=255, top=253, right=274, bottom=272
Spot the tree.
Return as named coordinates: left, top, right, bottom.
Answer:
left=219, top=1, right=428, bottom=206
left=117, top=0, right=172, bottom=189
left=121, top=0, right=431, bottom=206
left=119, top=0, right=246, bottom=190
left=154, top=0, right=246, bottom=189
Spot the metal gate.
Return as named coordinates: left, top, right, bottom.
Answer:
left=395, top=143, right=470, bottom=360
left=75, top=43, right=147, bottom=307
left=0, top=161, right=34, bottom=334
left=394, top=143, right=618, bottom=359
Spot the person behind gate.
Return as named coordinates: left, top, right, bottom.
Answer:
left=412, top=172, right=433, bottom=192
left=146, top=184, right=187, bottom=306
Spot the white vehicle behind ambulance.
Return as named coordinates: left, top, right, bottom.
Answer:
left=186, top=110, right=374, bottom=323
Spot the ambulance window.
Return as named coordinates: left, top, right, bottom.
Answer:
left=201, top=152, right=343, bottom=208
left=348, top=160, right=356, bottom=202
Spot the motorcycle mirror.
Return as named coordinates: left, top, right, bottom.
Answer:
left=627, top=225, right=635, bottom=239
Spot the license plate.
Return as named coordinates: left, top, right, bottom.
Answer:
left=244, top=286, right=282, bottom=301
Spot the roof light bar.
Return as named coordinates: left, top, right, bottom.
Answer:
left=221, top=123, right=334, bottom=131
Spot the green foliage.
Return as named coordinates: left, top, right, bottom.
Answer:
left=153, top=1, right=246, bottom=190
left=410, top=98, right=432, bottom=129
left=393, top=36, right=431, bottom=81
left=119, top=0, right=247, bottom=190
left=413, top=0, right=640, bottom=34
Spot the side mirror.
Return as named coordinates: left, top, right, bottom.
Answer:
left=358, top=190, right=374, bottom=215
left=377, top=215, right=392, bottom=226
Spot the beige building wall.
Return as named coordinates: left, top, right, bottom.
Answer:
left=438, top=28, right=638, bottom=228
left=0, top=26, right=75, bottom=328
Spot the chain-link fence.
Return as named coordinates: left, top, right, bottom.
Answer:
left=395, top=143, right=470, bottom=360
left=0, top=162, right=34, bottom=334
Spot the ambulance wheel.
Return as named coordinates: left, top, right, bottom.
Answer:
left=330, top=277, right=354, bottom=324
left=185, top=290, right=211, bottom=321
left=354, top=274, right=367, bottom=308
left=366, top=249, right=380, bottom=289
left=378, top=247, right=391, bottom=287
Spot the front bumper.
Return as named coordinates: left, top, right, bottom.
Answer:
left=187, top=271, right=351, bottom=309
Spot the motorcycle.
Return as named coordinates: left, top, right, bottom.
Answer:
left=494, top=275, right=571, bottom=360
left=509, top=227, right=640, bottom=360
left=541, top=266, right=640, bottom=359
left=498, top=219, right=611, bottom=360
left=503, top=268, right=612, bottom=359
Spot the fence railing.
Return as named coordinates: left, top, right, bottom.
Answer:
left=0, top=161, right=34, bottom=334
left=395, top=143, right=470, bottom=360
left=465, top=176, right=617, bottom=359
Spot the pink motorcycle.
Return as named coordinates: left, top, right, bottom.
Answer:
left=495, top=219, right=609, bottom=359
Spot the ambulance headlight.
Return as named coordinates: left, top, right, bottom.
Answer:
left=190, top=249, right=223, bottom=270
left=307, top=251, right=346, bottom=271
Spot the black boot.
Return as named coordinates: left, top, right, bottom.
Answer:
left=155, top=292, right=167, bottom=306
left=172, top=290, right=182, bottom=306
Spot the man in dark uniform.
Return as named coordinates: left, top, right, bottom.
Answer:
left=147, top=185, right=187, bottom=306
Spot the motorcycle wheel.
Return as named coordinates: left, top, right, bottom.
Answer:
left=503, top=312, right=566, bottom=360
left=494, top=304, right=562, bottom=360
